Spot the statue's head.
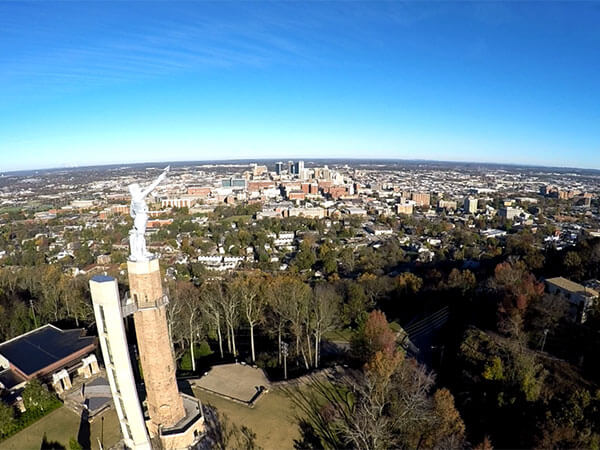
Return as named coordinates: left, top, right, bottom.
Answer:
left=128, top=183, right=141, bottom=197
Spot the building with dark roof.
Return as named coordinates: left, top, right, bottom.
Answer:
left=0, top=324, right=98, bottom=394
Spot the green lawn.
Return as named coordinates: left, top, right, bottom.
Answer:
left=222, top=215, right=252, bottom=223
left=323, top=327, right=355, bottom=342
left=193, top=386, right=302, bottom=450
left=179, top=341, right=214, bottom=371
left=2, top=385, right=307, bottom=450
left=0, top=406, right=121, bottom=450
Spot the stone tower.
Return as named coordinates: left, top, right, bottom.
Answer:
left=125, top=257, right=205, bottom=449
left=127, top=258, right=185, bottom=428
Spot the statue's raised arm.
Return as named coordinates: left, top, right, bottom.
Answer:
left=140, top=166, right=170, bottom=199
left=128, top=166, right=170, bottom=261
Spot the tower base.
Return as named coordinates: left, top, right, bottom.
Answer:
left=146, top=393, right=205, bottom=450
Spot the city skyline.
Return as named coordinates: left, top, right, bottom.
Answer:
left=2, top=1, right=599, bottom=171
left=5, top=157, right=600, bottom=177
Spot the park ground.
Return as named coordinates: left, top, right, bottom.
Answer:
left=194, top=386, right=302, bottom=449
left=0, top=407, right=121, bottom=450
left=1, top=386, right=304, bottom=450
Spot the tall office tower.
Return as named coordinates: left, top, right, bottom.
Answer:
left=90, top=168, right=204, bottom=450
left=464, top=197, right=478, bottom=214
left=90, top=276, right=151, bottom=450
left=275, top=161, right=283, bottom=175
left=288, top=160, right=295, bottom=175
left=295, top=160, right=305, bottom=179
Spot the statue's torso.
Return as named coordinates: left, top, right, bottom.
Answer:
left=131, top=197, right=148, bottom=215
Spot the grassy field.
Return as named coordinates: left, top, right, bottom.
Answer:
left=2, top=384, right=308, bottom=450
left=323, top=327, right=355, bottom=342
left=194, top=386, right=302, bottom=450
left=222, top=214, right=252, bottom=223
left=0, top=406, right=121, bottom=450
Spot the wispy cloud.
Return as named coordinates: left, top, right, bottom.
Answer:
left=0, top=2, right=333, bottom=96
left=0, top=1, right=455, bottom=98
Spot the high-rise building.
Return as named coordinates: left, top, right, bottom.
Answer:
left=410, top=192, right=430, bottom=207
left=251, top=164, right=267, bottom=177
left=294, top=160, right=305, bottom=179
left=498, top=206, right=521, bottom=220
left=464, top=197, right=478, bottom=214
left=396, top=202, right=414, bottom=215
left=275, top=161, right=283, bottom=175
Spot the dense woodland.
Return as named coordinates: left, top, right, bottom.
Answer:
left=1, top=205, right=600, bottom=448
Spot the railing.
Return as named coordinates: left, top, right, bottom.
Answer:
left=138, top=294, right=169, bottom=310
left=120, top=295, right=137, bottom=317
left=121, top=291, right=169, bottom=316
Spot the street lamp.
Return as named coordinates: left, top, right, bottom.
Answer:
left=282, top=342, right=289, bottom=380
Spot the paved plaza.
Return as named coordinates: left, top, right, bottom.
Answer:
left=194, top=363, right=270, bottom=404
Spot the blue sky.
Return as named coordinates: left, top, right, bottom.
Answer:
left=1, top=1, right=599, bottom=171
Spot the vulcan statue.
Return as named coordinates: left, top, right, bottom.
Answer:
left=128, top=166, right=169, bottom=261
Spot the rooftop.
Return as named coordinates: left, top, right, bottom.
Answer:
left=0, top=367, right=25, bottom=390
left=0, top=324, right=96, bottom=378
left=546, top=277, right=600, bottom=297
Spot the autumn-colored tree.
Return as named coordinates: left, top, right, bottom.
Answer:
left=394, top=272, right=423, bottom=296
left=447, top=268, right=477, bottom=295
left=474, top=436, right=494, bottom=450
left=353, top=310, right=395, bottom=363
left=492, top=260, right=543, bottom=336
left=417, top=388, right=466, bottom=448
left=358, top=273, right=391, bottom=306
left=493, top=260, right=543, bottom=313
left=353, top=310, right=403, bottom=383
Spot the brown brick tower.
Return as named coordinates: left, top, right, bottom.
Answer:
left=127, top=258, right=204, bottom=448
left=128, top=258, right=185, bottom=428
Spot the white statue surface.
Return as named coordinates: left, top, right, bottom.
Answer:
left=128, top=166, right=169, bottom=261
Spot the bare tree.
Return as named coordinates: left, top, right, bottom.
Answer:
left=339, top=372, right=398, bottom=450
left=283, top=279, right=312, bottom=369
left=221, top=277, right=241, bottom=357
left=178, top=283, right=204, bottom=372
left=264, top=276, right=289, bottom=365
left=167, top=281, right=193, bottom=363
left=167, top=283, right=186, bottom=360
left=311, top=283, right=341, bottom=368
left=200, top=281, right=226, bottom=359
left=234, top=273, right=264, bottom=363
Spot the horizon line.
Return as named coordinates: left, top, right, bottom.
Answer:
left=3, top=157, right=600, bottom=176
